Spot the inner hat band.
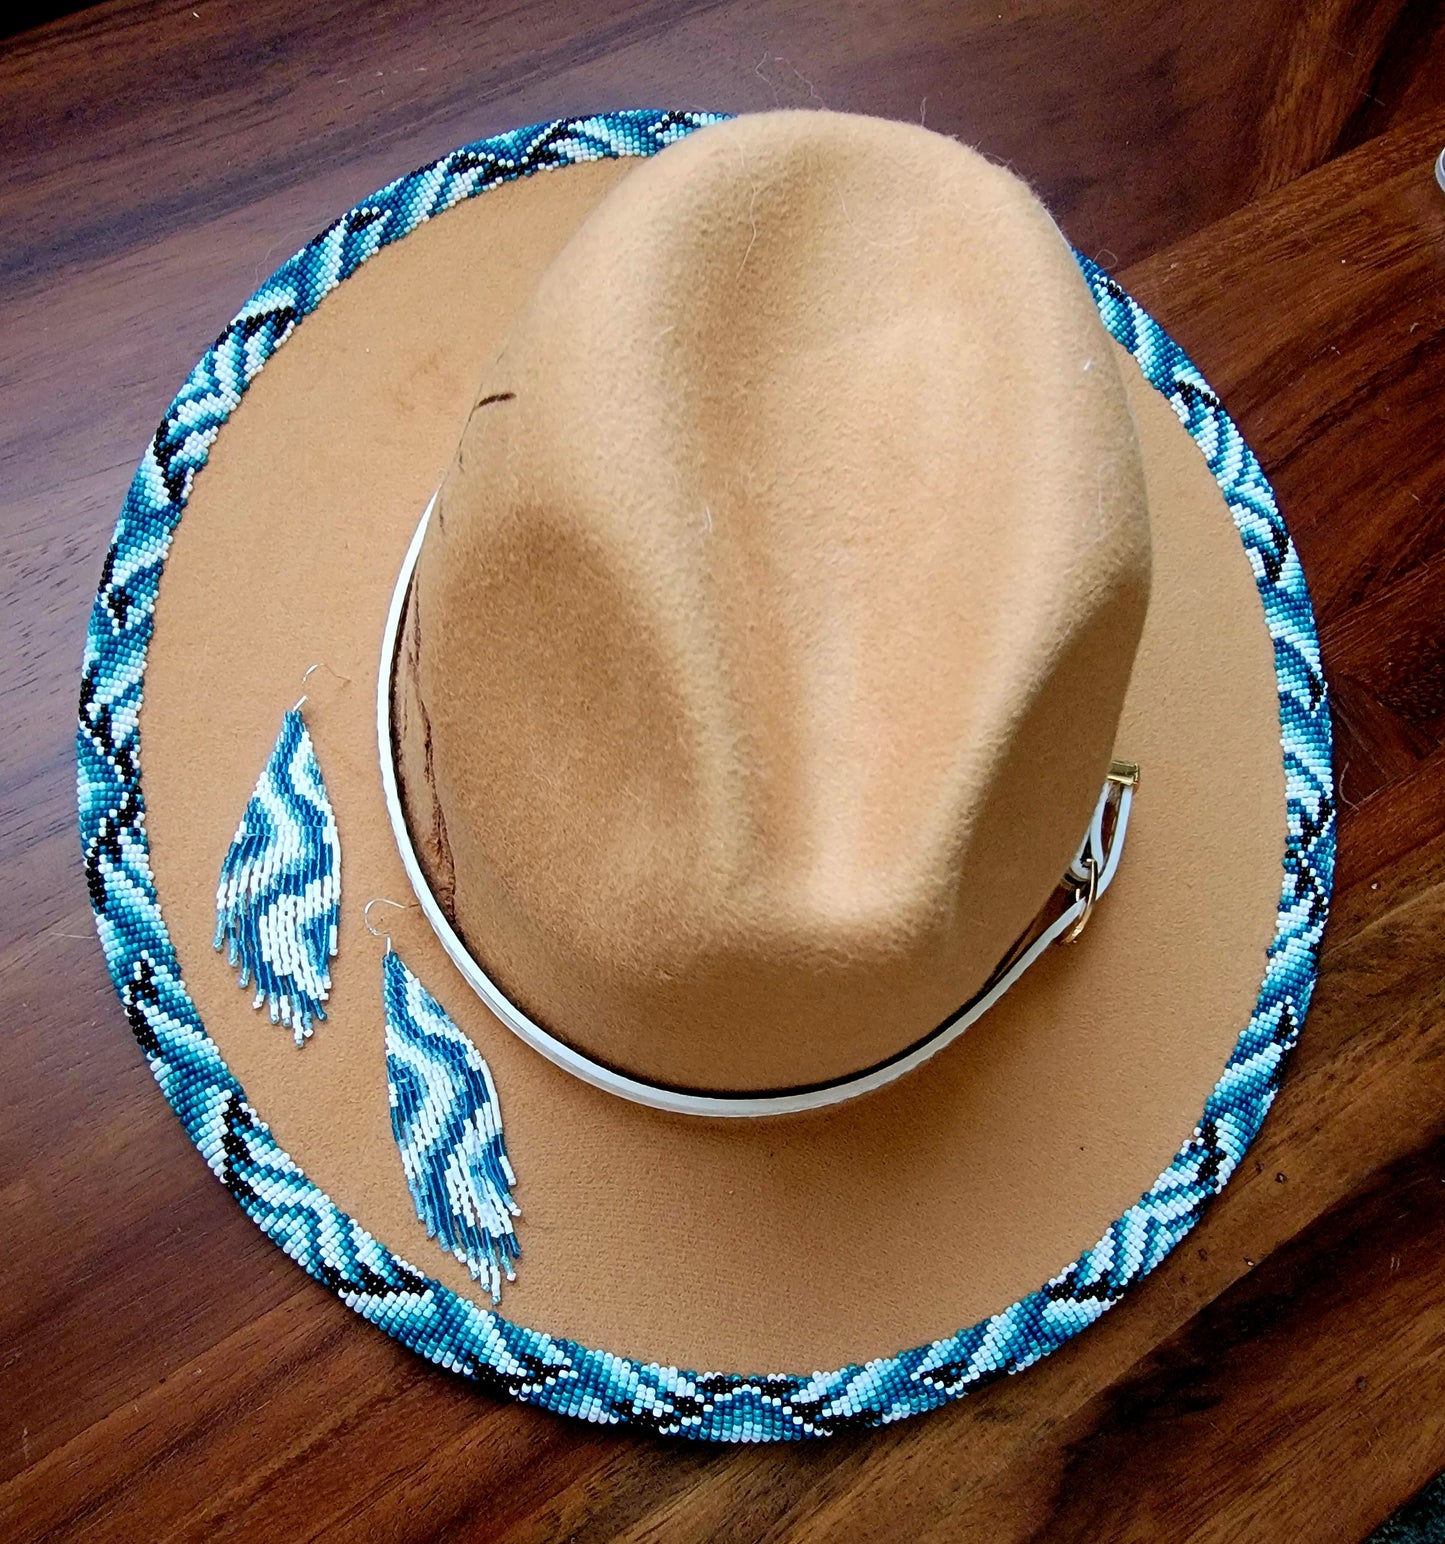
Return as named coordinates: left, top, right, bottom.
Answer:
left=378, top=494, right=1138, bottom=1117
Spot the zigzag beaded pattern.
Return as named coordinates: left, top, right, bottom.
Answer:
left=383, top=949, right=521, bottom=1305
left=77, top=111, right=1335, bottom=1442
left=215, top=707, right=340, bottom=1043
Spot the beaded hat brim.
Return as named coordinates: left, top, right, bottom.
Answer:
left=79, top=112, right=1334, bottom=1441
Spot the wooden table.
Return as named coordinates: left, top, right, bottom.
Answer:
left=4, top=3, right=1444, bottom=1539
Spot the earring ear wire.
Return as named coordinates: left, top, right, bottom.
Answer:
left=295, top=660, right=352, bottom=713
left=365, top=896, right=411, bottom=953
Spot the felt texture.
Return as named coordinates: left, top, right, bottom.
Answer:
left=139, top=122, right=1285, bottom=1373
left=396, top=112, right=1153, bottom=1089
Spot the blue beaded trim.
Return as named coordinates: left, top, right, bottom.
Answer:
left=77, top=111, right=1335, bottom=1442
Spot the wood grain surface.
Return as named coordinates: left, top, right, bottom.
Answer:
left=3, top=2, right=1444, bottom=1540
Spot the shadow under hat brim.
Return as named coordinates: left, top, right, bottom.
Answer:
left=115, top=117, right=1329, bottom=1403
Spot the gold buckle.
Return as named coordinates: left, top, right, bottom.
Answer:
left=1059, top=759, right=1138, bottom=946
left=1059, top=856, right=1099, bottom=945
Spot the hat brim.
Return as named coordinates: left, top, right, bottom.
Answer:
left=80, top=111, right=1334, bottom=1441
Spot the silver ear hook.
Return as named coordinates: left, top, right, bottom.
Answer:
left=364, top=897, right=410, bottom=953
left=295, top=660, right=352, bottom=713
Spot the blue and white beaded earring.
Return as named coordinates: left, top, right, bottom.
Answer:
left=214, top=670, right=342, bottom=1046
left=369, top=899, right=521, bottom=1304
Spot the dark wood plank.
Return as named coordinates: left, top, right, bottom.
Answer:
left=3, top=0, right=1441, bottom=304
left=3, top=3, right=1444, bottom=1540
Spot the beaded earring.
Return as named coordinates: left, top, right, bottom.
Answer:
left=214, top=673, right=341, bottom=1046
left=370, top=900, right=520, bottom=1304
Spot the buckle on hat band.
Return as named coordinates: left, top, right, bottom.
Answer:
left=1059, top=857, right=1100, bottom=945
left=379, top=494, right=1139, bottom=1119
left=1059, top=762, right=1137, bottom=945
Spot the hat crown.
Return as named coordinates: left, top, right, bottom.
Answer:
left=392, top=110, right=1151, bottom=1091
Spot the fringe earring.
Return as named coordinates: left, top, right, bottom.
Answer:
left=371, top=902, right=520, bottom=1303
left=214, top=689, right=341, bottom=1045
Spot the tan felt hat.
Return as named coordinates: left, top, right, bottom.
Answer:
left=79, top=108, right=1335, bottom=1442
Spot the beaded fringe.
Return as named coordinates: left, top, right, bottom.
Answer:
left=383, top=948, right=520, bottom=1302
left=214, top=707, right=341, bottom=1044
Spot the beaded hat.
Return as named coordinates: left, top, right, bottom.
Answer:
left=79, top=110, right=1334, bottom=1441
